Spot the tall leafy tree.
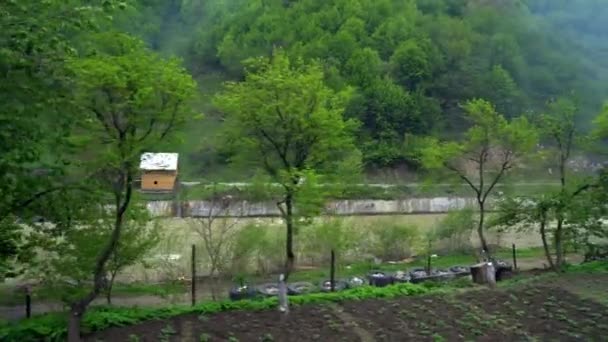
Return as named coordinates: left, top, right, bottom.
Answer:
left=390, top=39, right=432, bottom=91
left=480, top=65, right=524, bottom=118
left=539, top=98, right=583, bottom=267
left=0, top=0, right=123, bottom=277
left=421, top=99, right=538, bottom=254
left=493, top=98, right=604, bottom=271
left=62, top=32, right=196, bottom=341
left=214, top=51, right=359, bottom=277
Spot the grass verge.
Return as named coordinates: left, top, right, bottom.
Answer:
left=0, top=282, right=185, bottom=307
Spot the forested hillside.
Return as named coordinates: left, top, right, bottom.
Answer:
left=108, top=0, right=608, bottom=179
left=5, top=0, right=604, bottom=180
left=109, top=0, right=608, bottom=179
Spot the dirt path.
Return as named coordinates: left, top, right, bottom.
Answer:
left=551, top=273, right=608, bottom=306
left=328, top=304, right=375, bottom=342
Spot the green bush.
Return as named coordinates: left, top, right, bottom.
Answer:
left=371, top=222, right=419, bottom=261
left=566, top=261, right=608, bottom=274
left=298, top=218, right=359, bottom=265
left=231, top=223, right=284, bottom=275
left=0, top=313, right=67, bottom=342
left=434, top=209, right=475, bottom=254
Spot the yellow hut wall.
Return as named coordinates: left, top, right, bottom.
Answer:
left=141, top=171, right=177, bottom=191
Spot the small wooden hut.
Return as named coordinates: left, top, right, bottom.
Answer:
left=140, top=152, right=179, bottom=192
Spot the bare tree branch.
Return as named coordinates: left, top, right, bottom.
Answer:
left=444, top=162, right=480, bottom=196
left=482, top=150, right=513, bottom=202
left=276, top=198, right=287, bottom=219
left=90, top=105, right=113, bottom=137
left=160, top=100, right=181, bottom=140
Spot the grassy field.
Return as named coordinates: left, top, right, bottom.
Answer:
left=127, top=215, right=542, bottom=283
left=144, top=214, right=551, bottom=302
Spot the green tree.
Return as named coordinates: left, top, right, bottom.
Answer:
left=593, top=101, right=608, bottom=139
left=480, top=65, right=524, bottom=118
left=574, top=168, right=608, bottom=255
left=537, top=98, right=584, bottom=268
left=352, top=78, right=419, bottom=166
left=214, top=50, right=359, bottom=278
left=493, top=193, right=560, bottom=270
left=26, top=192, right=112, bottom=303
left=493, top=98, right=598, bottom=271
left=344, top=47, right=382, bottom=87
left=0, top=0, right=123, bottom=278
left=421, top=99, right=538, bottom=255
left=26, top=197, right=159, bottom=307
left=390, top=39, right=432, bottom=90
left=63, top=32, right=196, bottom=341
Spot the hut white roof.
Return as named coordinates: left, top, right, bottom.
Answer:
left=140, top=153, right=179, bottom=171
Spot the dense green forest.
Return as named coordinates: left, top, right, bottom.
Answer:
left=111, top=0, right=608, bottom=178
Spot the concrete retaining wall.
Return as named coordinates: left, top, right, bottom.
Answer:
left=147, top=197, right=486, bottom=217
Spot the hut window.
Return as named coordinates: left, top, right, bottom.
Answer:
left=154, top=181, right=158, bottom=185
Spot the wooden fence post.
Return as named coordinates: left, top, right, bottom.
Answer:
left=25, top=287, right=31, bottom=319
left=191, top=244, right=196, bottom=306
left=426, top=239, right=432, bottom=275
left=512, top=243, right=518, bottom=271
left=330, top=250, right=336, bottom=292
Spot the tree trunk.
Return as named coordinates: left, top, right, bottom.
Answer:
left=106, top=270, right=117, bottom=305
left=284, top=193, right=295, bottom=280
left=539, top=214, right=556, bottom=271
left=68, top=304, right=85, bottom=342
left=556, top=151, right=566, bottom=270
left=555, top=217, right=565, bottom=270
left=211, top=276, right=220, bottom=301
left=477, top=201, right=490, bottom=256
left=330, top=250, right=336, bottom=292
left=426, top=239, right=432, bottom=275
left=66, top=171, right=133, bottom=340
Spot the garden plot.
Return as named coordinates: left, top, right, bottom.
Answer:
left=86, top=305, right=361, bottom=342
left=85, top=274, right=608, bottom=341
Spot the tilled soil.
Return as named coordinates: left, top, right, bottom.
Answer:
left=89, top=305, right=361, bottom=342
left=87, top=275, right=608, bottom=342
